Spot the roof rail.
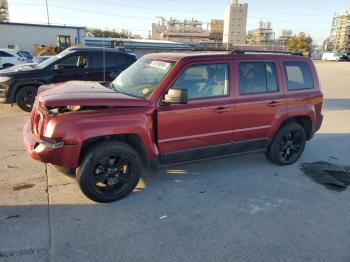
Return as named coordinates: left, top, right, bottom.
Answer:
left=231, top=50, right=303, bottom=56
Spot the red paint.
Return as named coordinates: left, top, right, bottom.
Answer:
left=23, top=52, right=323, bottom=168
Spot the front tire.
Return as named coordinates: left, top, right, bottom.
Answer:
left=3, top=63, right=14, bottom=69
left=77, top=141, right=142, bottom=203
left=15, top=85, right=38, bottom=112
left=266, top=123, right=306, bottom=165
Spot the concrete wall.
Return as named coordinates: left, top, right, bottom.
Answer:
left=0, top=23, right=85, bottom=52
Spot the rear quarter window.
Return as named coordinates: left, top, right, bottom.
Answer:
left=284, top=62, right=314, bottom=90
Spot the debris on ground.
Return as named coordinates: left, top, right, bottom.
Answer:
left=6, top=164, right=18, bottom=169
left=300, top=161, right=350, bottom=191
left=0, top=215, right=20, bottom=221
left=12, top=184, right=35, bottom=191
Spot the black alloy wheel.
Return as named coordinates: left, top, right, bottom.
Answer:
left=77, top=141, right=141, bottom=203
left=266, top=123, right=306, bottom=165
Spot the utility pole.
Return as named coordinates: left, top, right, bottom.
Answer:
left=45, top=0, right=50, bottom=24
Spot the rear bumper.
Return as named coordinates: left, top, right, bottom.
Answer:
left=22, top=120, right=81, bottom=168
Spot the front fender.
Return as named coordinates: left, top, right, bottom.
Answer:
left=9, top=79, right=46, bottom=102
left=47, top=108, right=157, bottom=167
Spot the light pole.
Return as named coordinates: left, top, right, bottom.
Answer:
left=45, top=0, right=50, bottom=24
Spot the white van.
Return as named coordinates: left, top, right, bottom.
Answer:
left=322, top=52, right=343, bottom=61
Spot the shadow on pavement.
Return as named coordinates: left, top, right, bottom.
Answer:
left=323, top=98, right=350, bottom=111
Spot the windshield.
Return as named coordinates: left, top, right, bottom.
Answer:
left=36, top=50, right=71, bottom=69
left=111, top=57, right=174, bottom=99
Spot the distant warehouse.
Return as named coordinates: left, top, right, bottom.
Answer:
left=85, top=38, right=193, bottom=58
left=0, top=22, right=85, bottom=52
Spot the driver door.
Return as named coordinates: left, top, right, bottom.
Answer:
left=156, top=62, right=235, bottom=163
left=50, top=54, right=91, bottom=83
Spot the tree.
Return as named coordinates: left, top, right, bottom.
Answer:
left=286, top=32, right=313, bottom=54
left=85, top=28, right=141, bottom=39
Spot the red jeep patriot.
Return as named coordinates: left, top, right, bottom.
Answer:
left=23, top=51, right=323, bottom=202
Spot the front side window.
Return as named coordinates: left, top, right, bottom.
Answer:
left=284, top=62, right=313, bottom=90
left=111, top=57, right=174, bottom=98
left=172, top=63, right=229, bottom=99
left=239, top=62, right=278, bottom=95
left=58, top=55, right=89, bottom=69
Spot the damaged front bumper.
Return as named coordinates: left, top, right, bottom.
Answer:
left=22, top=120, right=81, bottom=168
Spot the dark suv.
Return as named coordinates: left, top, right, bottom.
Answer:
left=0, top=47, right=137, bottom=111
left=23, top=50, right=323, bottom=203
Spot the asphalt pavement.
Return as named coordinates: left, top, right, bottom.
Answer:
left=1, top=61, right=350, bottom=262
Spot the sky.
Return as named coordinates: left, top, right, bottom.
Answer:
left=7, top=0, right=350, bottom=44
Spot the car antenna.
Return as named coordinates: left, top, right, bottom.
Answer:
left=102, top=30, right=106, bottom=82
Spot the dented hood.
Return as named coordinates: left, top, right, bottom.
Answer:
left=38, top=81, right=150, bottom=108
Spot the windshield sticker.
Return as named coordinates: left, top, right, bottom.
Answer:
left=149, top=60, right=171, bottom=70
left=142, top=88, right=149, bottom=95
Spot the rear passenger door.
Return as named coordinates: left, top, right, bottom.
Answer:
left=233, top=60, right=285, bottom=142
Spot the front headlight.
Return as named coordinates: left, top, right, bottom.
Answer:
left=0, top=76, right=11, bottom=83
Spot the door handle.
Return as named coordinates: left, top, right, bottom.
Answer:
left=214, top=106, right=231, bottom=113
left=267, top=101, right=282, bottom=107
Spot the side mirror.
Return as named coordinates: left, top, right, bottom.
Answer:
left=53, top=64, right=61, bottom=71
left=162, top=88, right=188, bottom=104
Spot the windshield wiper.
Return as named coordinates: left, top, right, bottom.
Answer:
left=108, top=83, right=119, bottom=93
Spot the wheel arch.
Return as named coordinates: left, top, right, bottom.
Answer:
left=79, top=133, right=149, bottom=168
left=10, top=81, right=45, bottom=102
left=275, top=115, right=313, bottom=140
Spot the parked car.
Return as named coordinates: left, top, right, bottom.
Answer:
left=0, top=47, right=137, bottom=111
left=322, top=52, right=343, bottom=61
left=23, top=50, right=324, bottom=203
left=0, top=48, right=32, bottom=69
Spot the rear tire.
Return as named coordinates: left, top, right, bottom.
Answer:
left=77, top=141, right=142, bottom=203
left=266, top=123, right=306, bottom=165
left=15, top=85, right=38, bottom=112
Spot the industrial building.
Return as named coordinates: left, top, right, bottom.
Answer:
left=326, top=10, right=350, bottom=53
left=151, top=17, right=210, bottom=42
left=208, top=19, right=224, bottom=41
left=277, top=29, right=293, bottom=46
left=247, top=21, right=275, bottom=46
left=223, top=0, right=248, bottom=46
left=85, top=38, right=192, bottom=58
left=0, top=22, right=85, bottom=52
left=0, top=0, right=9, bottom=22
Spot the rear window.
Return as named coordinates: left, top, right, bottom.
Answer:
left=17, top=51, right=33, bottom=59
left=284, top=62, right=314, bottom=90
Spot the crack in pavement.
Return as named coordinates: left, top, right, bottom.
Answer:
left=0, top=247, right=47, bottom=258
left=45, top=164, right=53, bottom=262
